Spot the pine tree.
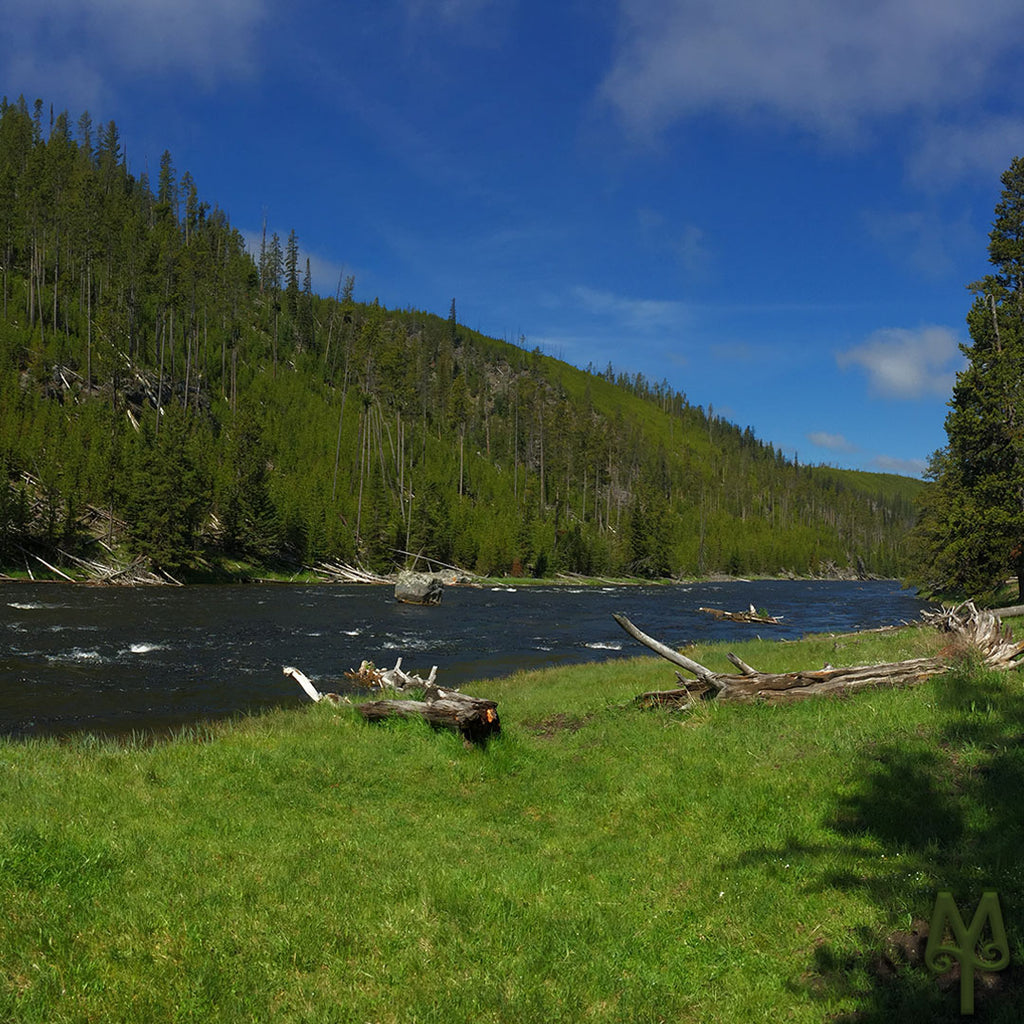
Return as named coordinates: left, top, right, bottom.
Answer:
left=285, top=228, right=299, bottom=314
left=915, top=156, right=1024, bottom=596
left=221, top=412, right=281, bottom=559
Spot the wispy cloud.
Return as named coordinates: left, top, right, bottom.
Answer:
left=601, top=0, right=1024, bottom=140
left=400, top=0, right=510, bottom=47
left=571, top=285, right=691, bottom=333
left=3, top=0, right=267, bottom=97
left=241, top=228, right=351, bottom=298
left=676, top=224, right=712, bottom=279
left=837, top=325, right=964, bottom=399
left=872, top=454, right=929, bottom=477
left=808, top=431, right=857, bottom=453
left=907, top=116, right=1024, bottom=188
left=861, top=207, right=977, bottom=279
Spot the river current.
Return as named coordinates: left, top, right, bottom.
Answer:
left=0, top=579, right=933, bottom=739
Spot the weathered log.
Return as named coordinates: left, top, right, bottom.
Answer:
left=284, top=663, right=499, bottom=742
left=615, top=603, right=1024, bottom=709
left=355, top=690, right=500, bottom=743
left=698, top=605, right=783, bottom=625
left=992, top=604, right=1024, bottom=619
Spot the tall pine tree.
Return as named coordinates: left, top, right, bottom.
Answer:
left=915, top=156, right=1024, bottom=597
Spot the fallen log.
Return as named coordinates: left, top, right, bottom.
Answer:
left=283, top=663, right=499, bottom=742
left=614, top=603, right=1024, bottom=709
left=355, top=692, right=500, bottom=743
left=698, top=605, right=783, bottom=625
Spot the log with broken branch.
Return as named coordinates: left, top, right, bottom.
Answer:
left=613, top=603, right=1024, bottom=709
left=283, top=662, right=500, bottom=742
left=698, top=605, right=783, bottom=625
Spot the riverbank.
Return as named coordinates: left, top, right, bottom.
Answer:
left=0, top=553, right=895, bottom=589
left=3, top=623, right=1022, bottom=1022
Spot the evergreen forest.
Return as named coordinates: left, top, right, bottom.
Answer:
left=0, top=97, right=925, bottom=581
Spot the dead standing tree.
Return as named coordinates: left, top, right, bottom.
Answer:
left=613, top=604, right=1024, bottom=709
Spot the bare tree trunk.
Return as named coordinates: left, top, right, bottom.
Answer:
left=86, top=260, right=92, bottom=389
left=155, top=314, right=166, bottom=438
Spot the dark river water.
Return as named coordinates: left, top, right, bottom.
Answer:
left=0, top=579, right=934, bottom=740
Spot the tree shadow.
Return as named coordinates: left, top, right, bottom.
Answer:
left=742, top=660, right=1024, bottom=1020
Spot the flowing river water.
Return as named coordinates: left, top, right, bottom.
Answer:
left=0, top=579, right=934, bottom=739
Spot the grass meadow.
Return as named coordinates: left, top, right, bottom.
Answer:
left=3, top=624, right=1024, bottom=1022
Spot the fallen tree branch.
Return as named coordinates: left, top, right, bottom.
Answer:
left=611, top=613, right=724, bottom=692
left=616, top=603, right=1024, bottom=709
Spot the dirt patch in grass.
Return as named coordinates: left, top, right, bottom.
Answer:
left=524, top=712, right=594, bottom=738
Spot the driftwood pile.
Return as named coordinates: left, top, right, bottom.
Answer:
left=615, top=603, right=1024, bottom=709
left=284, top=660, right=500, bottom=743
left=308, top=561, right=393, bottom=584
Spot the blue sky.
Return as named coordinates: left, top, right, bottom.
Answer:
left=7, top=0, right=1024, bottom=477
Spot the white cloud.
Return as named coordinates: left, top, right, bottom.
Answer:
left=837, top=325, right=964, bottom=399
left=808, top=431, right=857, bottom=453
left=602, top=0, right=1024, bottom=140
left=3, top=0, right=267, bottom=94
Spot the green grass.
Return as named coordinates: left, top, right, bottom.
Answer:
left=2, top=625, right=1024, bottom=1022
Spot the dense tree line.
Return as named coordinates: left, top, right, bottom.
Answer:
left=0, top=96, right=924, bottom=579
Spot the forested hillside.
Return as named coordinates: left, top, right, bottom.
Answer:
left=0, top=96, right=925, bottom=581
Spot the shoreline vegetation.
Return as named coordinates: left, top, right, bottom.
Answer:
left=0, top=554, right=892, bottom=588
left=4, top=620, right=1024, bottom=1021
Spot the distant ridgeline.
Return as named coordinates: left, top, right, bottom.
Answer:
left=0, top=97, right=925, bottom=579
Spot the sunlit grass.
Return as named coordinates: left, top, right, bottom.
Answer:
left=2, top=625, right=1022, bottom=1022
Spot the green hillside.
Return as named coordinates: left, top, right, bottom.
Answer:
left=0, top=96, right=925, bottom=581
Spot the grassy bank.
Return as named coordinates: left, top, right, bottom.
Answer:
left=2, top=626, right=1024, bottom=1022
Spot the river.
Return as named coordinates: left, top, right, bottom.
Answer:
left=0, top=579, right=933, bottom=739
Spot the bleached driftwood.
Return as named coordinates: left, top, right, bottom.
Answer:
left=614, top=603, right=1024, bottom=709
left=344, top=657, right=439, bottom=691
left=284, top=661, right=499, bottom=742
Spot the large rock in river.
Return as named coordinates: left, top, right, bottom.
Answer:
left=394, top=571, right=443, bottom=605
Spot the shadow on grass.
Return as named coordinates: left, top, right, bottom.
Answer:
left=750, top=660, right=1024, bottom=1021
